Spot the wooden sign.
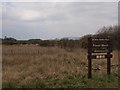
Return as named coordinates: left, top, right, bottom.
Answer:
left=88, top=54, right=112, bottom=59
left=87, top=36, right=113, bottom=78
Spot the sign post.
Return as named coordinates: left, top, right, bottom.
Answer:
left=88, top=37, right=92, bottom=78
left=87, top=36, right=112, bottom=79
left=107, top=52, right=111, bottom=75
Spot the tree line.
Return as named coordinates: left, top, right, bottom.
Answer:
left=2, top=25, right=120, bottom=50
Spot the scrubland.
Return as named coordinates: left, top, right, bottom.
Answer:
left=2, top=45, right=119, bottom=88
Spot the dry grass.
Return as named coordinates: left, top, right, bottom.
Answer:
left=2, top=45, right=118, bottom=87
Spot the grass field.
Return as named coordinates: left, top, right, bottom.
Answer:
left=2, top=45, right=119, bottom=88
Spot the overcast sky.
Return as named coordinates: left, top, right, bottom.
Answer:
left=2, top=2, right=118, bottom=40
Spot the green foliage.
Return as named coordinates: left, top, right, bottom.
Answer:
left=39, top=40, right=56, bottom=47
left=20, top=78, right=46, bottom=88
left=2, top=40, right=16, bottom=45
left=45, top=73, right=118, bottom=88
left=2, top=37, right=16, bottom=45
left=4, top=82, right=17, bottom=88
left=28, top=39, right=42, bottom=44
left=33, top=78, right=46, bottom=88
left=3, top=72, right=118, bottom=88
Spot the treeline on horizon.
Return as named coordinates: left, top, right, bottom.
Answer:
left=1, top=25, right=120, bottom=50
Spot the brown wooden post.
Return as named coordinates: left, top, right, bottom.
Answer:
left=88, top=54, right=92, bottom=78
left=88, top=37, right=92, bottom=79
left=107, top=37, right=111, bottom=75
left=107, top=52, right=111, bottom=75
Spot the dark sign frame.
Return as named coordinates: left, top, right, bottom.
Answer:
left=87, top=36, right=113, bottom=78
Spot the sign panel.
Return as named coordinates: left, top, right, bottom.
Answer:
left=88, top=54, right=112, bottom=59
left=88, top=37, right=112, bottom=53
left=87, top=36, right=113, bottom=78
left=88, top=49, right=112, bottom=53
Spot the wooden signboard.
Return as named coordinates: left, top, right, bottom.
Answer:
left=87, top=36, right=113, bottom=78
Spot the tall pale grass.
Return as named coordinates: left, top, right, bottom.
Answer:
left=2, top=45, right=118, bottom=85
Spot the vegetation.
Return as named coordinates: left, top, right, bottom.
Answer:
left=2, top=25, right=119, bottom=88
left=3, top=72, right=118, bottom=88
left=2, top=25, right=120, bottom=50
left=2, top=45, right=118, bottom=88
left=95, top=25, right=120, bottom=49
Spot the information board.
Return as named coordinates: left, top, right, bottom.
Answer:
left=87, top=36, right=113, bottom=78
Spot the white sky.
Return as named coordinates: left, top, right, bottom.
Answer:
left=1, top=2, right=118, bottom=40
left=1, top=0, right=120, bottom=2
